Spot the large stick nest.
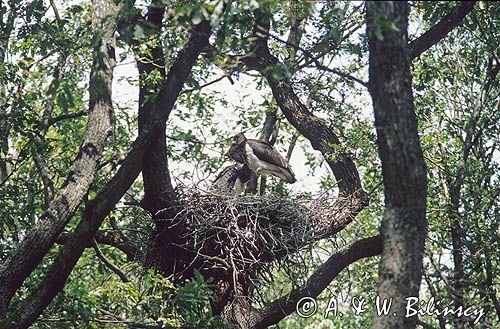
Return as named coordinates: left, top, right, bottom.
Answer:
left=155, top=188, right=366, bottom=276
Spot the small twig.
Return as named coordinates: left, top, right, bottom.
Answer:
left=92, top=238, right=130, bottom=283
left=265, top=31, right=368, bottom=87
left=48, top=110, right=88, bottom=126
left=180, top=74, right=232, bottom=95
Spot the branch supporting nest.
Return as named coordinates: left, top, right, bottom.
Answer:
left=155, top=188, right=368, bottom=280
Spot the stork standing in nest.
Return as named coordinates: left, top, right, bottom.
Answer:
left=226, top=132, right=296, bottom=184
left=211, top=163, right=252, bottom=195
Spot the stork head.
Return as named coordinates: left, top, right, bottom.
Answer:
left=233, top=132, right=246, bottom=144
left=224, top=133, right=246, bottom=158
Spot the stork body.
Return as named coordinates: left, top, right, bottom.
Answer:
left=227, top=133, right=296, bottom=184
left=211, top=163, right=252, bottom=194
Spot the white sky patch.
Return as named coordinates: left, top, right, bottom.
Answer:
left=110, top=35, right=334, bottom=194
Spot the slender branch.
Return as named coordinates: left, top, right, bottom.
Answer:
left=285, top=0, right=306, bottom=63
left=180, top=74, right=231, bottom=95
left=91, top=238, right=130, bottom=283
left=285, top=130, right=300, bottom=162
left=49, top=0, right=62, bottom=27
left=255, top=235, right=382, bottom=328
left=265, top=31, right=368, bottom=87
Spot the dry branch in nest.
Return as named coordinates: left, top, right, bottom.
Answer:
left=154, top=188, right=368, bottom=279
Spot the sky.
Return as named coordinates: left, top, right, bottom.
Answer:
left=109, top=3, right=365, bottom=194
left=45, top=0, right=499, bottom=195
left=112, top=51, right=336, bottom=193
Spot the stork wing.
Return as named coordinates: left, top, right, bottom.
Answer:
left=247, top=139, right=290, bottom=169
left=228, top=143, right=246, bottom=164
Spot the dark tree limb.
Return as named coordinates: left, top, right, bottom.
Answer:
left=131, top=1, right=194, bottom=279
left=0, top=19, right=213, bottom=329
left=48, top=0, right=61, bottom=27
left=47, top=110, right=88, bottom=126
left=409, top=2, right=475, bottom=60
left=366, top=2, right=428, bottom=328
left=285, top=0, right=306, bottom=64
left=135, top=0, right=176, bottom=215
left=56, top=230, right=139, bottom=261
left=243, top=11, right=365, bottom=197
left=0, top=0, right=116, bottom=317
left=254, top=235, right=383, bottom=328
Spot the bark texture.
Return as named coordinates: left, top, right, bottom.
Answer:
left=0, top=18, right=212, bottom=329
left=366, top=2, right=428, bottom=329
left=0, top=0, right=115, bottom=317
left=409, top=1, right=474, bottom=60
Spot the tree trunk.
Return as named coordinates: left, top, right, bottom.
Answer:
left=366, top=2, right=428, bottom=329
left=0, top=0, right=116, bottom=316
left=213, top=276, right=261, bottom=329
left=0, top=1, right=17, bottom=181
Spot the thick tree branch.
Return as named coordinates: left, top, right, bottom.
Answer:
left=409, top=2, right=475, bottom=60
left=255, top=235, right=383, bottom=328
left=0, top=0, right=116, bottom=317
left=0, top=20, right=213, bottom=329
left=135, top=1, right=176, bottom=214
